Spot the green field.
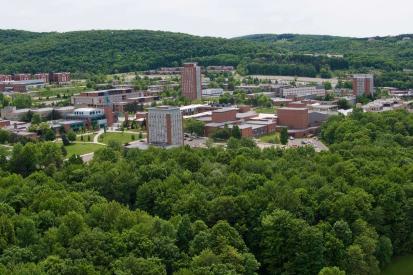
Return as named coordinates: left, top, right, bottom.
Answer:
left=259, top=133, right=280, bottom=144
left=63, top=142, right=105, bottom=157
left=255, top=107, right=277, bottom=114
left=34, top=85, right=90, bottom=98
left=76, top=133, right=97, bottom=142
left=99, top=132, right=139, bottom=145
left=382, top=255, right=413, bottom=275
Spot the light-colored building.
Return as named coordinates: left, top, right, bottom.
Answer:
left=353, top=74, right=374, bottom=96
left=280, top=86, right=326, bottom=99
left=147, top=106, right=184, bottom=146
left=71, top=88, right=142, bottom=108
left=202, top=88, right=224, bottom=97
left=181, top=63, right=202, bottom=100
left=362, top=98, right=406, bottom=112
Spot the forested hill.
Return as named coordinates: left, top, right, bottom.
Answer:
left=0, top=29, right=269, bottom=75
left=235, top=33, right=413, bottom=70
left=0, top=29, right=413, bottom=81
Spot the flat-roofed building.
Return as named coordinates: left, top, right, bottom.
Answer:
left=353, top=74, right=374, bottom=96
left=0, top=75, right=12, bottom=82
left=66, top=108, right=108, bottom=129
left=211, top=107, right=238, bottom=123
left=202, top=88, right=224, bottom=97
left=71, top=88, right=142, bottom=109
left=277, top=107, right=309, bottom=129
left=147, top=106, right=184, bottom=146
left=50, top=72, right=71, bottom=84
left=34, top=73, right=49, bottom=83
left=11, top=80, right=45, bottom=92
left=13, top=74, right=31, bottom=81
left=181, top=63, right=202, bottom=100
left=280, top=86, right=326, bottom=99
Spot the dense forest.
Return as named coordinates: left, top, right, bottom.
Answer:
left=0, top=109, right=411, bottom=274
left=1, top=30, right=413, bottom=88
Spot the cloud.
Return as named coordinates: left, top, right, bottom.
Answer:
left=0, top=0, right=411, bottom=37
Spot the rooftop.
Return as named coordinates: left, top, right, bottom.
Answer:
left=212, top=107, right=238, bottom=113
left=74, top=108, right=102, bottom=112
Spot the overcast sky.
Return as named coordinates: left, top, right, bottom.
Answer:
left=1, top=0, right=412, bottom=38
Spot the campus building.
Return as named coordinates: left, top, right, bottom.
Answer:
left=353, top=74, right=374, bottom=96
left=8, top=80, right=46, bottom=92
left=34, top=73, right=50, bottom=84
left=13, top=74, right=31, bottom=81
left=71, top=88, right=142, bottom=109
left=181, top=63, right=202, bottom=100
left=0, top=75, right=12, bottom=82
left=50, top=72, right=71, bottom=84
left=147, top=106, right=184, bottom=146
left=279, top=86, right=326, bottom=99
left=66, top=108, right=109, bottom=130
left=276, top=104, right=330, bottom=138
left=199, top=106, right=277, bottom=138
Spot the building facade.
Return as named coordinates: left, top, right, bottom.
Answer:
left=181, top=63, right=201, bottom=100
left=13, top=74, right=31, bottom=81
left=353, top=74, right=374, bottom=96
left=280, top=86, right=326, bottom=99
left=34, top=73, right=50, bottom=83
left=71, top=88, right=141, bottom=109
left=147, top=106, right=183, bottom=146
left=50, top=72, right=71, bottom=84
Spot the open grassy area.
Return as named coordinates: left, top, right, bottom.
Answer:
left=255, top=106, right=277, bottom=114
left=382, top=255, right=413, bottom=275
left=259, top=133, right=280, bottom=144
left=99, top=132, right=140, bottom=145
left=34, top=85, right=90, bottom=98
left=63, top=142, right=105, bottom=157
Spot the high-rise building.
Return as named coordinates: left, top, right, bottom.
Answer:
left=353, top=74, right=374, bottom=96
left=181, top=63, right=201, bottom=100
left=147, top=106, right=183, bottom=146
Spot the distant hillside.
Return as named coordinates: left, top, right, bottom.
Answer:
left=0, top=30, right=412, bottom=87
left=0, top=29, right=269, bottom=75
left=235, top=33, right=413, bottom=71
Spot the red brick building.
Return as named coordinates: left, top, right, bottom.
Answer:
left=50, top=72, right=71, bottom=84
left=0, top=75, right=12, bottom=82
left=211, top=108, right=237, bottom=123
left=0, top=120, right=11, bottom=128
left=13, top=74, right=31, bottom=81
left=34, top=73, right=49, bottom=83
left=277, top=107, right=309, bottom=129
left=181, top=63, right=201, bottom=100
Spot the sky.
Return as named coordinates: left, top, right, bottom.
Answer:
left=0, top=0, right=412, bottom=38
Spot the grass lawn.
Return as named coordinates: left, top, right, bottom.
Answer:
left=63, top=142, right=105, bottom=157
left=77, top=133, right=97, bottom=142
left=382, top=255, right=413, bottom=275
left=259, top=133, right=280, bottom=144
left=34, top=85, right=90, bottom=98
left=255, top=107, right=277, bottom=114
left=99, top=132, right=140, bottom=145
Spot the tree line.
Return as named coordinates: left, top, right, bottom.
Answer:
left=0, top=109, right=411, bottom=273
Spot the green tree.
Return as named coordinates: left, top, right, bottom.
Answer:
left=319, top=266, right=346, bottom=275
left=67, top=130, right=76, bottom=142
left=184, top=119, right=205, bottom=137
left=280, top=127, right=289, bottom=145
